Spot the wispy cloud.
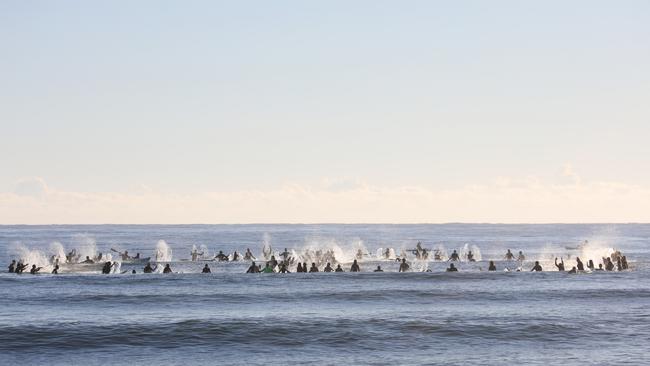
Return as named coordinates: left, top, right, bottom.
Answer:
left=2, top=175, right=649, bottom=224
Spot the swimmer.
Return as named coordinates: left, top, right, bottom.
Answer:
left=309, top=263, right=319, bottom=273
left=504, top=250, right=515, bottom=261
left=449, top=250, right=460, bottom=261
left=335, top=264, right=344, bottom=272
left=374, top=265, right=384, bottom=272
left=52, top=265, right=59, bottom=274
left=30, top=265, right=42, bottom=274
left=8, top=260, right=16, bottom=273
left=350, top=260, right=361, bottom=272
left=446, top=263, right=458, bottom=272
left=202, top=264, right=211, bottom=273
left=143, top=262, right=156, bottom=273
left=399, top=258, right=410, bottom=272
left=488, top=261, right=496, bottom=271
left=296, top=263, right=304, bottom=273
left=261, top=263, right=274, bottom=273
left=246, top=261, right=260, bottom=273
left=555, top=258, right=565, bottom=271
left=215, top=251, right=229, bottom=261
left=531, top=261, right=542, bottom=272
left=576, top=257, right=584, bottom=271
left=163, top=264, right=173, bottom=273
left=81, top=256, right=94, bottom=264
left=323, top=263, right=333, bottom=272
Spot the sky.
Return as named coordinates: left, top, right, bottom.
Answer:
left=1, top=0, right=649, bottom=224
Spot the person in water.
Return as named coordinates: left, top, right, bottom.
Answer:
left=8, top=260, right=16, bottom=273
left=52, top=265, right=59, bottom=274
left=587, top=259, right=595, bottom=271
left=605, top=258, right=615, bottom=271
left=555, top=257, right=565, bottom=271
left=399, top=258, right=410, bottom=272
left=374, top=265, right=384, bottom=272
left=280, top=248, right=291, bottom=261
left=101, top=261, right=112, bottom=274
left=15, top=261, right=29, bottom=274
left=143, top=263, right=156, bottom=273
left=595, top=263, right=604, bottom=271
left=531, top=261, right=543, bottom=272
left=323, top=262, right=333, bottom=272
left=488, top=261, right=497, bottom=271
left=446, top=263, right=458, bottom=272
left=621, top=256, right=629, bottom=270
left=261, top=263, right=274, bottom=273
left=517, top=251, right=525, bottom=262
left=279, top=263, right=290, bottom=273
left=576, top=257, right=585, bottom=271
left=191, top=248, right=204, bottom=261
left=568, top=266, right=577, bottom=274
left=246, top=261, right=260, bottom=273
left=163, top=264, right=172, bottom=273
left=81, top=256, right=94, bottom=264
left=356, top=249, right=364, bottom=260
left=616, top=258, right=623, bottom=271
left=350, top=259, right=361, bottom=272
left=269, top=256, right=279, bottom=268
left=30, top=265, right=42, bottom=274
left=309, top=263, right=319, bottom=273
left=335, top=264, right=344, bottom=272
left=232, top=251, right=240, bottom=261
left=467, top=251, right=475, bottom=262
left=215, top=251, right=229, bottom=261
left=202, top=264, right=211, bottom=273
left=301, top=262, right=308, bottom=273
left=296, top=263, right=303, bottom=273
left=505, top=250, right=515, bottom=261
left=244, top=248, right=255, bottom=261
left=449, top=250, right=460, bottom=261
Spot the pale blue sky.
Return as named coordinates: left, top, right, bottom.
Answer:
left=1, top=1, right=649, bottom=223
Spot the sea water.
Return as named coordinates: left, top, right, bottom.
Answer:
left=1, top=224, right=649, bottom=365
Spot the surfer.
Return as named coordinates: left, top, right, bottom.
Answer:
left=350, top=260, right=361, bottom=272
left=488, top=261, right=497, bottom=271
left=587, top=259, right=595, bottom=271
left=279, top=263, right=290, bottom=273
left=576, top=257, right=584, bottom=271
left=301, top=262, right=308, bottom=273
left=163, top=264, right=173, bottom=273
left=374, top=265, right=384, bottom=272
left=449, top=250, right=460, bottom=261
left=29, top=265, right=42, bottom=274
left=268, top=256, right=278, bottom=268
left=568, top=266, right=577, bottom=274
left=296, top=263, right=304, bottom=272
left=246, top=261, right=260, bottom=273
left=309, top=263, right=319, bottom=273
left=280, top=248, right=291, bottom=261
left=215, top=251, right=229, bottom=261
left=595, top=263, right=604, bottom=271
left=621, top=256, right=629, bottom=270
left=244, top=248, right=255, bottom=261
left=202, top=264, right=211, bottom=273
left=323, top=262, right=333, bottom=272
left=143, top=263, right=156, bottom=273
left=399, top=258, right=410, bottom=272
left=531, top=261, right=543, bottom=272
left=505, top=250, right=515, bottom=261
left=356, top=249, right=364, bottom=260
left=446, top=263, right=458, bottom=272
left=555, top=258, right=565, bottom=271
left=605, top=258, right=614, bottom=271
left=617, top=258, right=623, bottom=271
left=81, top=256, right=94, bottom=264
left=467, top=251, right=475, bottom=262
left=232, top=251, right=240, bottom=261
left=335, top=264, right=344, bottom=272
left=52, top=265, right=59, bottom=274
left=8, top=260, right=16, bottom=273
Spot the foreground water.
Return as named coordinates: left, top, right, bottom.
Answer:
left=1, top=224, right=649, bottom=365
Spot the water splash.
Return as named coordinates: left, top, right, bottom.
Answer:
left=155, top=240, right=173, bottom=262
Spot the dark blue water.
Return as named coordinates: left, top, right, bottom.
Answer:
left=1, top=224, right=649, bottom=365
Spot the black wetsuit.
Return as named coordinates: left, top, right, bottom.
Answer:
left=577, top=260, right=584, bottom=271
left=202, top=266, right=211, bottom=273
left=446, top=266, right=458, bottom=272
left=8, top=262, right=15, bottom=273
left=350, top=263, right=360, bottom=272
left=488, top=263, right=497, bottom=271
left=335, top=266, right=344, bottom=272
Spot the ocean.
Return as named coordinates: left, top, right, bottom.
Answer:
left=1, top=224, right=649, bottom=365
